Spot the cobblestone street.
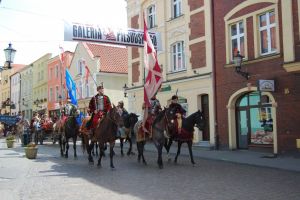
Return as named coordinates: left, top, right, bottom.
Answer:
left=1, top=140, right=300, bottom=200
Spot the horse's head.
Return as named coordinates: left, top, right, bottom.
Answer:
left=194, top=110, right=205, bottom=130
left=161, top=106, right=177, bottom=127
left=125, top=113, right=139, bottom=129
left=108, top=105, right=123, bottom=126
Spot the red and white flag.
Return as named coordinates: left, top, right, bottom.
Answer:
left=143, top=17, right=163, bottom=107
left=59, top=46, right=65, bottom=64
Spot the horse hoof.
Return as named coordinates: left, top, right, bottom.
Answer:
left=143, top=161, right=147, bottom=165
left=158, top=165, right=163, bottom=169
left=74, top=157, right=78, bottom=160
left=168, top=158, right=172, bottom=162
left=110, top=165, right=115, bottom=169
left=130, top=152, right=136, bottom=156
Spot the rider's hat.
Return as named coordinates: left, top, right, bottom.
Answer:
left=171, top=95, right=178, bottom=100
left=118, top=101, right=124, bottom=105
left=97, top=83, right=104, bottom=91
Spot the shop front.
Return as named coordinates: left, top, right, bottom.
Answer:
left=227, top=87, right=278, bottom=154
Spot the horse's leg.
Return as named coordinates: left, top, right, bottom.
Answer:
left=97, top=143, right=105, bottom=167
left=187, top=140, right=195, bottom=165
left=109, top=142, right=115, bottom=169
left=59, top=134, right=64, bottom=157
left=127, top=137, right=134, bottom=156
left=89, top=140, right=95, bottom=156
left=120, top=138, right=124, bottom=156
left=85, top=136, right=94, bottom=163
left=73, top=136, right=77, bottom=159
left=137, top=141, right=142, bottom=163
left=65, top=139, right=69, bottom=158
left=156, top=143, right=163, bottom=169
left=174, top=141, right=182, bottom=164
left=95, top=142, right=99, bottom=156
left=164, top=138, right=173, bottom=162
left=141, top=141, right=147, bottom=165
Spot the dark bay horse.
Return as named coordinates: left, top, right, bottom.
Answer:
left=117, top=113, right=139, bottom=156
left=134, top=107, right=176, bottom=169
left=59, top=111, right=80, bottom=159
left=94, top=105, right=122, bottom=168
left=165, top=110, right=205, bottom=165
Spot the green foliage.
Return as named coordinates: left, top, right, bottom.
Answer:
left=6, top=135, right=15, bottom=141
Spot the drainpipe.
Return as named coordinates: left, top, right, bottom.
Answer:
left=211, top=0, right=219, bottom=150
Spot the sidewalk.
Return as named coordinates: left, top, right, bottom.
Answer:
left=140, top=142, right=300, bottom=172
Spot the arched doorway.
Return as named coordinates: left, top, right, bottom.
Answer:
left=227, top=87, right=278, bottom=154
left=236, top=92, right=274, bottom=149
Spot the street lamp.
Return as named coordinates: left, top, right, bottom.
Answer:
left=233, top=51, right=250, bottom=80
left=0, top=43, right=17, bottom=70
left=123, top=83, right=128, bottom=98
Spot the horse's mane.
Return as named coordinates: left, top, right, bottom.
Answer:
left=153, top=109, right=165, bottom=125
left=182, top=110, right=202, bottom=132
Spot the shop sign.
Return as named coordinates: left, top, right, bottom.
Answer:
left=160, top=85, right=171, bottom=92
left=64, top=21, right=161, bottom=50
left=258, top=80, right=275, bottom=92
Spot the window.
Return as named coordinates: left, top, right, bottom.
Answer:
left=259, top=11, right=276, bottom=55
left=79, top=81, right=83, bottom=99
left=55, top=65, right=59, bottom=78
left=148, top=5, right=156, bottom=28
left=172, top=0, right=182, bottom=18
left=171, top=41, right=185, bottom=72
left=49, top=88, right=53, bottom=102
left=78, top=60, right=85, bottom=75
left=55, top=86, right=59, bottom=102
left=230, top=21, right=245, bottom=60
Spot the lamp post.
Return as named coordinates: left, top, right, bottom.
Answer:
left=123, top=83, right=128, bottom=98
left=1, top=43, right=17, bottom=70
left=233, top=51, right=250, bottom=80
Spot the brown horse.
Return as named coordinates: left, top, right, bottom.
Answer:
left=164, top=110, right=205, bottom=165
left=94, top=105, right=122, bottom=168
left=134, top=106, right=177, bottom=168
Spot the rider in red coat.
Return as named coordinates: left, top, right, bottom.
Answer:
left=88, top=85, right=112, bottom=130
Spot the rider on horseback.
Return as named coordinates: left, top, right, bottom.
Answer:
left=87, top=84, right=112, bottom=131
left=142, top=94, right=162, bottom=137
left=169, top=95, right=186, bottom=135
left=64, top=99, right=77, bottom=117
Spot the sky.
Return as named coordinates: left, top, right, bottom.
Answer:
left=0, top=0, right=127, bottom=65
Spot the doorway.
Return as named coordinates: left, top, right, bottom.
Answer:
left=236, top=92, right=273, bottom=149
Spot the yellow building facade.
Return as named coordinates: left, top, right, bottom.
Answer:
left=0, top=64, right=25, bottom=115
left=32, top=53, right=51, bottom=114
left=126, top=0, right=216, bottom=146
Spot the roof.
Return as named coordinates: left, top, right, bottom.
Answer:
left=83, top=42, right=128, bottom=74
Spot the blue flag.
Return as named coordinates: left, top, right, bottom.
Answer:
left=65, top=69, right=78, bottom=105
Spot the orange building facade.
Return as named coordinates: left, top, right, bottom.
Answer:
left=47, top=51, right=73, bottom=119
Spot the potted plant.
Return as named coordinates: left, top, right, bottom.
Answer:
left=24, top=142, right=38, bottom=159
left=6, top=135, right=15, bottom=148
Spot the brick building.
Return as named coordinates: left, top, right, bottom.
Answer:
left=213, top=0, right=300, bottom=154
